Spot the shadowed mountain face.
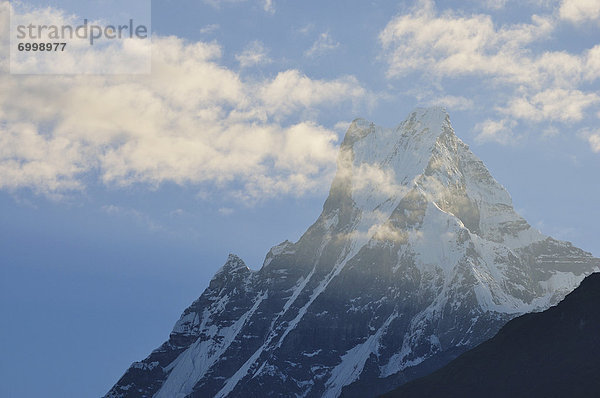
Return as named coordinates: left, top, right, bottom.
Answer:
left=105, top=108, right=599, bottom=398
left=383, top=272, right=600, bottom=398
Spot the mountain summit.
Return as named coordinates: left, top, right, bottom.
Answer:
left=106, top=107, right=599, bottom=398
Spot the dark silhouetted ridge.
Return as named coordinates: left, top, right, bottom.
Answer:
left=382, top=273, right=600, bottom=398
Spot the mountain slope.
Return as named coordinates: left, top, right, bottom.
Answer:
left=105, top=107, right=599, bottom=398
left=382, top=272, right=600, bottom=398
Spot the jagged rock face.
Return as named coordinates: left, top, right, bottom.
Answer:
left=382, top=272, right=600, bottom=398
left=106, top=107, right=599, bottom=398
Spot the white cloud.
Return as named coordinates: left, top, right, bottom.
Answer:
left=368, top=223, right=408, bottom=243
left=379, top=2, right=556, bottom=86
left=468, top=0, right=558, bottom=11
left=169, top=208, right=186, bottom=217
left=580, top=129, right=600, bottom=152
left=504, top=89, right=599, bottom=122
left=0, top=2, right=367, bottom=200
left=379, top=0, right=600, bottom=144
left=542, top=125, right=560, bottom=137
left=350, top=163, right=411, bottom=199
left=589, top=134, right=600, bottom=152
left=475, top=119, right=516, bottom=144
left=304, top=32, right=340, bottom=57
left=218, top=207, right=235, bottom=215
left=297, top=23, right=315, bottom=35
left=333, top=208, right=408, bottom=244
left=258, top=70, right=365, bottom=117
left=559, top=0, right=600, bottom=22
left=333, top=121, right=352, bottom=133
left=428, top=95, right=474, bottom=111
left=236, top=40, right=271, bottom=67
left=200, top=24, right=220, bottom=34
left=263, top=0, right=275, bottom=13
left=202, top=0, right=275, bottom=13
left=203, top=0, right=247, bottom=9
left=482, top=0, right=509, bottom=10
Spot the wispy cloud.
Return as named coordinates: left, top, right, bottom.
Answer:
left=589, top=134, right=600, bottom=152
left=579, top=129, right=600, bottom=153
left=102, top=205, right=164, bottom=232
left=333, top=121, right=352, bottom=134
left=304, top=32, right=340, bottom=58
left=428, top=95, right=474, bottom=111
left=200, top=24, right=220, bottom=34
left=218, top=207, right=234, bottom=215
left=474, top=119, right=517, bottom=144
left=235, top=40, right=271, bottom=68
left=203, top=0, right=247, bottom=9
left=263, top=0, right=275, bottom=13
left=297, top=23, right=315, bottom=35
left=202, top=0, right=275, bottom=13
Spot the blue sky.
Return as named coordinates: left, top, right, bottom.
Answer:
left=1, top=0, right=599, bottom=396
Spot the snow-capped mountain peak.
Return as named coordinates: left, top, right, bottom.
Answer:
left=106, top=107, right=599, bottom=398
